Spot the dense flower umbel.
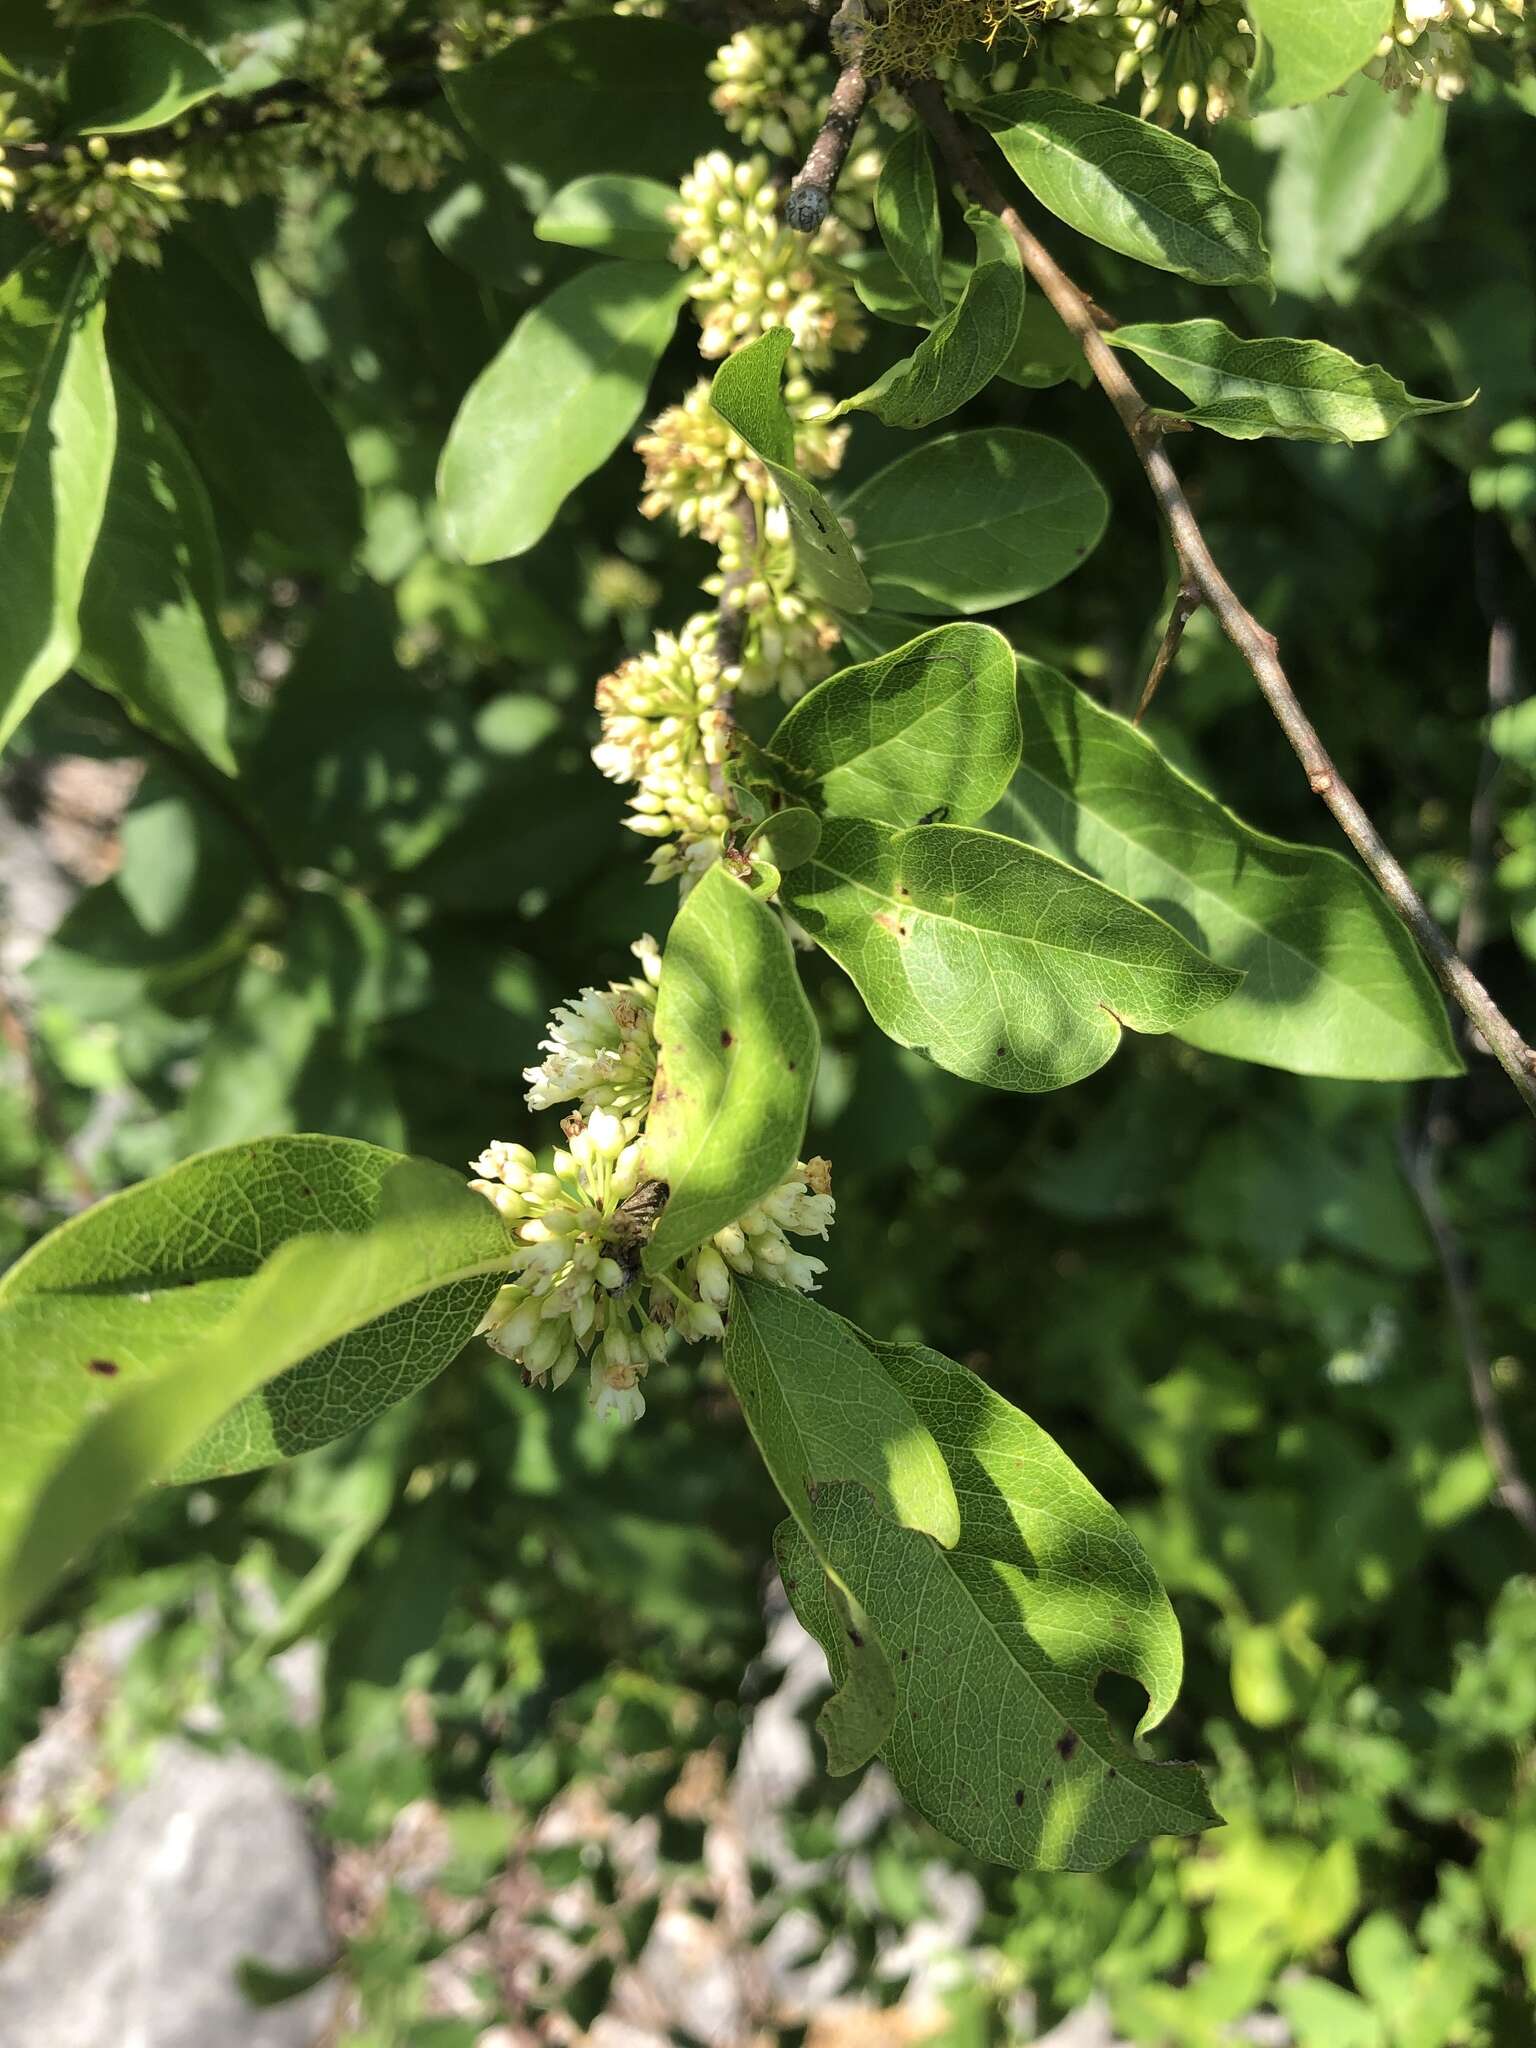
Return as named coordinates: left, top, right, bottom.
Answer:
left=594, top=615, right=733, bottom=886
left=522, top=936, right=662, bottom=1120
left=706, top=502, right=843, bottom=702
left=1369, top=0, right=1528, bottom=98
left=470, top=1116, right=836, bottom=1425
left=708, top=22, right=834, bottom=156
left=672, top=151, right=865, bottom=370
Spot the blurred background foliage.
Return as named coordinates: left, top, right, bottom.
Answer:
left=1, top=6, right=1535, bottom=2043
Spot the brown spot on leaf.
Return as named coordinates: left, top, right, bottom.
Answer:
left=847, top=1628, right=863, bottom=1648
left=874, top=913, right=911, bottom=940
left=1013, top=1789, right=1024, bottom=1808
left=1056, top=1731, right=1079, bottom=1760
left=720, top=1029, right=733, bottom=1047
left=87, top=1358, right=119, bottom=1376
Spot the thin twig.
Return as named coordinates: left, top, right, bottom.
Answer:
left=0, top=44, right=442, bottom=170
left=784, top=56, right=868, bottom=231
left=906, top=78, right=1536, bottom=1121
left=1400, top=1125, right=1536, bottom=1542
left=1134, top=573, right=1203, bottom=727
left=1396, top=533, right=1535, bottom=1547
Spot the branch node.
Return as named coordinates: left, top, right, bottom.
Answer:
left=1308, top=771, right=1334, bottom=796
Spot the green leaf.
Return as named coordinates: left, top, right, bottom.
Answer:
left=109, top=241, right=359, bottom=567
left=643, top=864, right=819, bottom=1270
left=77, top=372, right=237, bottom=775
left=838, top=428, right=1106, bottom=618
left=875, top=126, right=945, bottom=319
left=778, top=1334, right=1218, bottom=1871
left=726, top=1279, right=960, bottom=1773
left=976, top=90, right=1270, bottom=288
left=970, top=213, right=1090, bottom=390
left=723, top=1282, right=960, bottom=1552
left=833, top=248, right=1025, bottom=430
left=782, top=816, right=1240, bottom=1092
left=1247, top=0, right=1393, bottom=112
left=65, top=11, right=223, bottom=133
left=534, top=174, right=678, bottom=261
left=446, top=16, right=721, bottom=206
left=439, top=261, right=687, bottom=566
left=990, top=658, right=1461, bottom=1080
left=1259, top=76, right=1445, bottom=304
left=0, top=244, right=115, bottom=750
left=766, top=623, right=1020, bottom=828
left=842, top=247, right=972, bottom=329
left=709, top=329, right=872, bottom=613
left=1105, top=318, right=1471, bottom=443
left=0, top=1139, right=514, bottom=1631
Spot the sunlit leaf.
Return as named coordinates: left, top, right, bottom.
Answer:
left=709, top=328, right=872, bottom=612
left=833, top=245, right=1024, bottom=429
left=783, top=816, right=1240, bottom=1091
left=0, top=244, right=115, bottom=749
left=976, top=90, right=1270, bottom=287
left=1106, top=318, right=1471, bottom=442
left=534, top=174, right=679, bottom=261
left=64, top=11, right=222, bottom=132
left=874, top=125, right=945, bottom=319
left=989, top=658, right=1461, bottom=1079
left=0, top=1139, right=514, bottom=1631
left=778, top=1333, right=1218, bottom=1871
left=1247, top=0, right=1393, bottom=112
left=767, top=623, right=1020, bottom=828
left=643, top=864, right=818, bottom=1269
left=440, top=260, right=687, bottom=565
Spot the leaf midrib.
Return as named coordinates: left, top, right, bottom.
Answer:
left=1006, top=116, right=1233, bottom=264
left=807, top=839, right=1203, bottom=985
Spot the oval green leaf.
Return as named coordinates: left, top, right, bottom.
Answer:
left=875, top=125, right=945, bottom=319
left=988, top=658, right=1461, bottom=1079
left=78, top=372, right=237, bottom=775
left=709, top=328, right=872, bottom=612
left=1248, top=0, right=1393, bottom=112
left=976, top=89, right=1270, bottom=288
left=65, top=11, right=223, bottom=134
left=643, top=863, right=819, bottom=1269
left=445, top=16, right=722, bottom=202
left=109, top=241, right=359, bottom=568
left=834, top=252, right=1025, bottom=430
left=726, top=1281, right=961, bottom=1775
left=0, top=1139, right=515, bottom=1632
left=1106, top=317, right=1472, bottom=443
left=534, top=174, right=679, bottom=261
left=838, top=427, right=1107, bottom=618
left=778, top=1334, right=1218, bottom=1871
left=782, top=816, right=1240, bottom=1092
left=767, top=622, right=1020, bottom=828
left=0, top=244, right=115, bottom=750
left=440, top=260, right=687, bottom=565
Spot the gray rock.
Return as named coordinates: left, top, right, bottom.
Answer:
left=0, top=1742, right=336, bottom=2048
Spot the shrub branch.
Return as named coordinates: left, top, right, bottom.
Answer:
left=906, top=77, right=1536, bottom=1121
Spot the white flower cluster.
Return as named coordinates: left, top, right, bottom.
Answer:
left=522, top=935, right=662, bottom=1119
left=471, top=957, right=836, bottom=1427
left=593, top=614, right=733, bottom=887
left=708, top=22, right=833, bottom=156
left=672, top=150, right=865, bottom=371
left=1368, top=0, right=1527, bottom=98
